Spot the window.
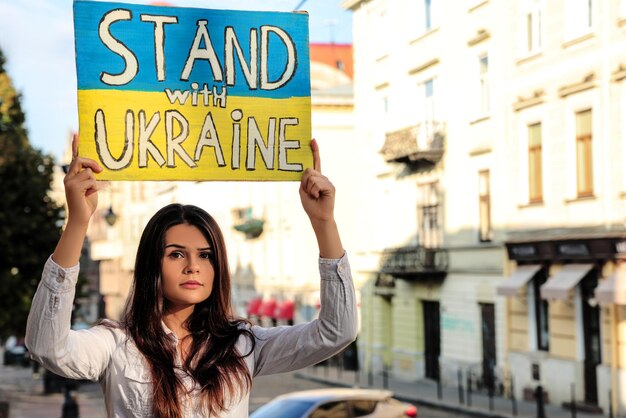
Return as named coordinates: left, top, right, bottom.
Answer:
left=532, top=273, right=549, bottom=351
left=408, top=0, right=439, bottom=37
left=310, top=401, right=348, bottom=418
left=478, top=170, right=492, bottom=242
left=376, top=90, right=390, bottom=148
left=420, top=78, right=436, bottom=147
left=479, top=54, right=490, bottom=114
left=366, top=4, right=389, bottom=61
left=350, top=400, right=377, bottom=417
left=418, top=182, right=441, bottom=248
left=564, top=0, right=593, bottom=39
left=425, top=0, right=433, bottom=30
left=575, top=109, right=593, bottom=197
left=424, top=78, right=435, bottom=122
left=528, top=123, right=543, bottom=203
left=522, top=0, right=542, bottom=53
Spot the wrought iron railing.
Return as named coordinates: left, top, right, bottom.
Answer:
left=379, top=245, right=449, bottom=276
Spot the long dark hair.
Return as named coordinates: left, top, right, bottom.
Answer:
left=122, top=203, right=254, bottom=417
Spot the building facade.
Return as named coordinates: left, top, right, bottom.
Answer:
left=494, top=0, right=626, bottom=413
left=342, top=0, right=508, bottom=389
left=343, top=0, right=626, bottom=414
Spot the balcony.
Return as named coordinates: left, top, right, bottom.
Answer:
left=379, top=245, right=448, bottom=281
left=380, top=121, right=445, bottom=165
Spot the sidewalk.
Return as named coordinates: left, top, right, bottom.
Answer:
left=295, top=365, right=605, bottom=418
left=0, top=362, right=105, bottom=418
left=0, top=359, right=607, bottom=418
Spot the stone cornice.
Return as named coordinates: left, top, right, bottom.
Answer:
left=612, top=64, right=626, bottom=82
left=558, top=73, right=596, bottom=98
left=408, top=58, right=440, bottom=76
left=468, top=29, right=491, bottom=46
left=513, top=89, right=546, bottom=111
left=340, top=0, right=365, bottom=10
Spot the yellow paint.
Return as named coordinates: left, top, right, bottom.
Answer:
left=550, top=317, right=576, bottom=337
left=618, top=306, right=626, bottom=367
left=372, top=296, right=393, bottom=364
left=547, top=300, right=576, bottom=359
left=509, top=332, right=528, bottom=351
left=510, top=311, right=529, bottom=332
left=393, top=297, right=420, bottom=352
left=550, top=299, right=575, bottom=317
left=551, top=335, right=576, bottom=358
left=510, top=296, right=528, bottom=313
left=77, top=90, right=312, bottom=181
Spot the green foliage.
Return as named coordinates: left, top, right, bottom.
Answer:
left=0, top=47, right=63, bottom=339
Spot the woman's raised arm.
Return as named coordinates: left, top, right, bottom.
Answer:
left=299, top=139, right=344, bottom=259
left=52, top=135, right=103, bottom=267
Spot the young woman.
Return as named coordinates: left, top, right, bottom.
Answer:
left=25, top=138, right=357, bottom=417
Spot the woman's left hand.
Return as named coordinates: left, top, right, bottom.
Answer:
left=299, top=139, right=335, bottom=224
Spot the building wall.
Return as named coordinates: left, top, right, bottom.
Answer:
left=345, top=0, right=626, bottom=413
left=344, top=0, right=510, bottom=387
left=499, top=0, right=626, bottom=412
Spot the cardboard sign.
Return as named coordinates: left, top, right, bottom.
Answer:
left=74, top=1, right=312, bottom=181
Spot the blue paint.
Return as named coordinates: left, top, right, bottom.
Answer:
left=74, top=0, right=310, bottom=98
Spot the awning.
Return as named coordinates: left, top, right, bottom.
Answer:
left=274, top=300, right=295, bottom=321
left=246, top=297, right=262, bottom=316
left=259, top=298, right=277, bottom=318
left=540, top=264, right=594, bottom=300
left=595, top=264, right=626, bottom=305
left=496, top=265, right=542, bottom=296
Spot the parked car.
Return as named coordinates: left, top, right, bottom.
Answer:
left=3, top=342, right=29, bottom=367
left=250, top=388, right=418, bottom=418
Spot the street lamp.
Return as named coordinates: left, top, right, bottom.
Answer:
left=104, top=206, right=117, bottom=226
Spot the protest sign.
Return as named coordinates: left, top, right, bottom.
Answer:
left=74, top=0, right=312, bottom=181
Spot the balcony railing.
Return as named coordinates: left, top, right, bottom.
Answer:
left=380, top=121, right=445, bottom=164
left=379, top=245, right=448, bottom=280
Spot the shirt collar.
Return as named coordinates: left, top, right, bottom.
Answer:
left=161, top=321, right=179, bottom=343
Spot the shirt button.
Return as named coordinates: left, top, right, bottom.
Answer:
left=56, top=270, right=66, bottom=283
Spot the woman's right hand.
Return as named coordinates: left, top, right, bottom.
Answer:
left=63, top=135, right=103, bottom=226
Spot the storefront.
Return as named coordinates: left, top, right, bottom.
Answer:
left=498, top=235, right=626, bottom=413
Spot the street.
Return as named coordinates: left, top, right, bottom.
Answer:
left=252, top=372, right=454, bottom=416
left=0, top=361, right=461, bottom=417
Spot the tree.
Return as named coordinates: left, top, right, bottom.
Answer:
left=0, top=47, right=64, bottom=340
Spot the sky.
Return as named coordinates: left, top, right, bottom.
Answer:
left=0, top=0, right=353, bottom=161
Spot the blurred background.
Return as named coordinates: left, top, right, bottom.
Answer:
left=1, top=0, right=626, bottom=417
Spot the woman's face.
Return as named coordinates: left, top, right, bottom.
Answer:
left=161, top=223, right=215, bottom=310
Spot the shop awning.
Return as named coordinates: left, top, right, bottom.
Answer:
left=246, top=297, right=262, bottom=316
left=259, top=298, right=277, bottom=318
left=496, top=265, right=542, bottom=297
left=540, top=264, right=594, bottom=300
left=595, top=264, right=626, bottom=305
left=275, top=300, right=295, bottom=321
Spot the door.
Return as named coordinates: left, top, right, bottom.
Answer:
left=480, top=303, right=496, bottom=390
left=422, top=301, right=441, bottom=380
left=581, top=272, right=601, bottom=404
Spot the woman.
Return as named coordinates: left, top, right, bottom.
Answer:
left=25, top=138, right=357, bottom=417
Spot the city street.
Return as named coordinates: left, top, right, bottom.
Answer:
left=0, top=361, right=459, bottom=417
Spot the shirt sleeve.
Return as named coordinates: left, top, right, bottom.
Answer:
left=251, top=252, right=358, bottom=377
left=25, top=255, right=116, bottom=381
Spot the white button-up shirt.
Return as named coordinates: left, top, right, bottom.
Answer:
left=26, top=254, right=357, bottom=417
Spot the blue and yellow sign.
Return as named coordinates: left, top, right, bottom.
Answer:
left=74, top=1, right=311, bottom=181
